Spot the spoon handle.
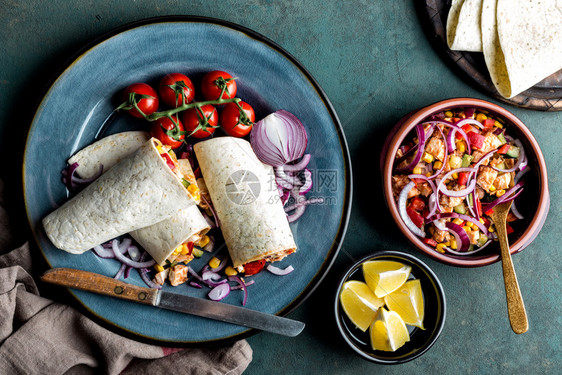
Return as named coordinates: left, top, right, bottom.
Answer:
left=495, top=217, right=529, bottom=334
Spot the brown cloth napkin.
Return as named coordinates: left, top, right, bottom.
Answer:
left=0, top=180, right=252, bottom=375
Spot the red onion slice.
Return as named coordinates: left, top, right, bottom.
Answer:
left=228, top=276, right=248, bottom=306
left=436, top=167, right=478, bottom=198
left=398, top=181, right=426, bottom=237
left=283, top=153, right=311, bottom=172
left=111, top=240, right=155, bottom=269
left=445, top=222, right=470, bottom=252
left=266, top=264, right=294, bottom=276
left=394, top=124, right=427, bottom=174
left=208, top=283, right=231, bottom=301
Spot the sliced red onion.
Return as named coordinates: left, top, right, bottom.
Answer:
left=283, top=153, right=311, bottom=172
left=436, top=167, right=478, bottom=197
left=394, top=124, right=427, bottom=173
left=445, top=221, right=470, bottom=252
left=92, top=244, right=115, bottom=258
left=208, top=282, right=231, bottom=301
left=510, top=201, right=524, bottom=220
left=481, top=183, right=525, bottom=213
left=266, top=264, right=294, bottom=275
left=202, top=270, right=222, bottom=281
left=455, top=118, right=484, bottom=129
left=228, top=275, right=249, bottom=306
left=127, top=245, right=141, bottom=261
left=114, top=263, right=127, bottom=279
left=139, top=267, right=162, bottom=289
left=111, top=239, right=156, bottom=269
left=299, top=169, right=313, bottom=194
left=189, top=281, right=203, bottom=289
left=445, top=240, right=492, bottom=256
left=250, top=110, right=308, bottom=167
left=427, top=212, right=488, bottom=235
left=230, top=279, right=255, bottom=290
left=398, top=181, right=426, bottom=237
left=187, top=266, right=204, bottom=282
left=200, top=195, right=220, bottom=228
left=514, top=166, right=529, bottom=184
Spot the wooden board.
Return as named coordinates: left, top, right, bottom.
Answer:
left=418, top=0, right=562, bottom=111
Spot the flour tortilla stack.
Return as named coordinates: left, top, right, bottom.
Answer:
left=68, top=131, right=150, bottom=179
left=447, top=0, right=484, bottom=52
left=484, top=0, right=562, bottom=98
left=43, top=137, right=195, bottom=254
left=130, top=159, right=210, bottom=265
left=194, top=137, right=296, bottom=268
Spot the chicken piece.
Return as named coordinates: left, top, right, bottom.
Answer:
left=429, top=224, right=451, bottom=243
left=472, top=151, right=490, bottom=165
left=481, top=132, right=503, bottom=153
left=493, top=173, right=511, bottom=190
left=466, top=229, right=480, bottom=245
left=153, top=269, right=169, bottom=286
left=439, top=193, right=464, bottom=208
left=174, top=253, right=195, bottom=264
left=424, top=135, right=446, bottom=162
left=392, top=175, right=419, bottom=199
left=168, top=264, right=188, bottom=286
left=476, top=186, right=485, bottom=200
left=476, top=166, right=498, bottom=192
left=418, top=182, right=433, bottom=197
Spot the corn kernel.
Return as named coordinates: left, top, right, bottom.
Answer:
left=422, top=152, right=434, bottom=163
left=496, top=189, right=506, bottom=197
left=413, top=166, right=423, bottom=175
left=452, top=218, right=464, bottom=225
left=196, top=235, right=210, bottom=248
left=209, top=257, right=221, bottom=269
left=444, top=110, right=454, bottom=118
left=488, top=226, right=495, bottom=233
left=489, top=185, right=496, bottom=192
left=434, top=160, right=443, bottom=169
left=450, top=238, right=458, bottom=250
left=449, top=155, right=462, bottom=169
left=425, top=172, right=432, bottom=177
left=224, top=266, right=238, bottom=276
left=463, top=226, right=472, bottom=233
left=436, top=244, right=446, bottom=253
left=494, top=120, right=503, bottom=128
left=479, top=218, right=485, bottom=224
left=180, top=244, right=189, bottom=255
left=443, top=241, right=451, bottom=246
left=476, top=113, right=487, bottom=122
left=457, top=141, right=466, bottom=154
left=187, top=184, right=199, bottom=194
left=155, top=264, right=164, bottom=272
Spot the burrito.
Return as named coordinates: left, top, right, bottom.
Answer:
left=43, top=137, right=195, bottom=253
left=68, top=131, right=150, bottom=179
left=194, top=137, right=296, bottom=268
left=130, top=159, right=210, bottom=266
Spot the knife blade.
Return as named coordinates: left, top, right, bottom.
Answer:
left=41, top=268, right=305, bottom=337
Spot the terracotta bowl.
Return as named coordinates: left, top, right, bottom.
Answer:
left=381, top=98, right=550, bottom=267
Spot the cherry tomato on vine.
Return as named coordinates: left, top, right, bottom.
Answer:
left=150, top=115, right=185, bottom=149
left=120, top=83, right=159, bottom=118
left=200, top=71, right=237, bottom=100
left=220, top=101, right=255, bottom=137
left=181, top=104, right=218, bottom=139
left=159, top=73, right=195, bottom=108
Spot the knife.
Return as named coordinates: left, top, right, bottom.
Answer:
left=41, top=268, right=305, bottom=337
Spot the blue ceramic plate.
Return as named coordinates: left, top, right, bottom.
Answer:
left=23, top=16, right=351, bottom=345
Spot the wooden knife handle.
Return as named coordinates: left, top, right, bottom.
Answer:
left=41, top=268, right=158, bottom=305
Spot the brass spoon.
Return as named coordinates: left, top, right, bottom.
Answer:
left=490, top=201, right=528, bottom=334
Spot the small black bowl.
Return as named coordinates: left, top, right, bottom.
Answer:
left=334, top=250, right=446, bottom=364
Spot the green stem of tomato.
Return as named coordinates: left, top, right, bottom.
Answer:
left=144, top=97, right=240, bottom=122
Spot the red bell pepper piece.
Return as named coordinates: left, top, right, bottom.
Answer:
left=161, top=152, right=176, bottom=170
left=482, top=118, right=496, bottom=131
left=422, top=238, right=438, bottom=247
left=406, top=206, right=425, bottom=228
left=244, top=260, right=266, bottom=276
left=506, top=224, right=514, bottom=235
left=409, top=196, right=426, bottom=212
left=497, top=144, right=511, bottom=154
left=457, top=171, right=469, bottom=186
left=467, top=131, right=485, bottom=149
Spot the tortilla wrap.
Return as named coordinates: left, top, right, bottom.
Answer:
left=194, top=137, right=296, bottom=268
left=130, top=158, right=209, bottom=265
left=447, top=0, right=483, bottom=52
left=492, top=0, right=562, bottom=98
left=68, top=131, right=150, bottom=179
left=43, top=138, right=194, bottom=254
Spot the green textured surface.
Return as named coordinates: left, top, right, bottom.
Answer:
left=1, top=1, right=560, bottom=374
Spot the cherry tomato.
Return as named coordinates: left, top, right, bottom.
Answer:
left=182, top=104, right=218, bottom=139
left=220, top=101, right=255, bottom=137
left=150, top=115, right=185, bottom=149
left=200, top=70, right=237, bottom=100
left=121, top=83, right=159, bottom=118
left=158, top=73, right=195, bottom=108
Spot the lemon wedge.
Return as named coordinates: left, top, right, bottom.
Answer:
left=362, top=260, right=412, bottom=298
left=384, top=279, right=425, bottom=329
left=369, top=307, right=410, bottom=352
left=339, top=280, right=385, bottom=331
